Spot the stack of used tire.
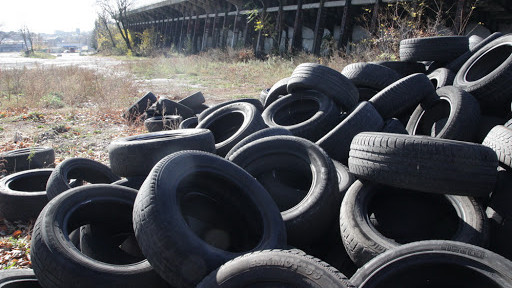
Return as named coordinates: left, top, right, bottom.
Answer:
left=2, top=33, right=512, bottom=287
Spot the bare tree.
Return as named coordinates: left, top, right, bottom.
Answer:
left=19, top=26, right=34, bottom=54
left=99, top=10, right=117, bottom=48
left=97, top=0, right=134, bottom=53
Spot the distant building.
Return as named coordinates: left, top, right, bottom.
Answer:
left=0, top=39, right=24, bottom=52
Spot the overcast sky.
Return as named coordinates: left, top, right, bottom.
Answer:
left=0, top=0, right=160, bottom=34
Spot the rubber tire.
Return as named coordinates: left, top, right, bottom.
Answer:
left=179, top=117, right=198, bottom=129
left=357, top=87, right=379, bottom=102
left=453, top=34, right=512, bottom=116
left=0, top=147, right=55, bottom=173
left=372, top=60, right=426, bottom=77
left=228, top=135, right=339, bottom=247
left=46, top=158, right=120, bottom=200
left=155, top=98, right=195, bottom=119
left=348, top=132, right=498, bottom=197
left=317, top=102, right=384, bottom=165
left=31, top=184, right=169, bottom=288
left=446, top=32, right=503, bottom=73
left=123, top=92, right=157, bottom=122
left=197, top=249, right=354, bottom=288
left=341, top=62, right=401, bottom=91
left=428, top=67, right=456, bottom=89
left=198, top=98, right=264, bottom=122
left=196, top=102, right=267, bottom=157
left=108, top=129, right=215, bottom=177
left=406, top=86, right=481, bottom=142
left=287, top=63, right=359, bottom=112
left=399, top=36, right=469, bottom=63
left=264, top=77, right=290, bottom=108
left=0, top=269, right=41, bottom=287
left=350, top=240, right=512, bottom=288
left=224, top=127, right=292, bottom=159
left=262, top=90, right=340, bottom=142
left=133, top=151, right=286, bottom=287
left=483, top=125, right=512, bottom=169
left=144, top=115, right=182, bottom=132
left=333, top=160, right=355, bottom=199
left=178, top=91, right=205, bottom=109
left=0, top=168, right=52, bottom=220
left=340, top=180, right=488, bottom=267
left=369, top=73, right=435, bottom=120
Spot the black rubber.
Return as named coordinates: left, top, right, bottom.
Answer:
left=108, top=129, right=215, bottom=177
left=453, top=34, right=512, bottom=116
left=340, top=180, right=488, bottom=267
left=196, top=102, right=267, bottom=157
left=476, top=116, right=506, bottom=143
left=144, top=115, right=182, bottom=132
left=341, top=62, right=401, bottom=91
left=348, top=132, right=498, bottom=197
left=46, top=158, right=120, bottom=200
left=0, top=168, right=51, bottom=220
left=428, top=67, right=456, bottom=89
left=406, top=86, right=481, bottom=142
left=178, top=91, right=205, bottom=109
left=287, top=63, right=359, bottom=111
left=357, top=87, right=379, bottom=102
left=197, top=249, right=354, bottom=287
left=123, top=92, right=157, bottom=122
left=224, top=127, right=292, bottom=159
left=178, top=117, right=198, bottom=129
left=0, top=147, right=55, bottom=173
left=133, top=151, right=286, bottom=287
left=317, top=101, right=384, bottom=164
left=155, top=98, right=195, bottom=119
left=228, top=135, right=339, bottom=247
left=350, top=240, right=512, bottom=288
left=31, top=184, right=169, bottom=288
left=262, top=90, right=340, bottom=142
left=198, top=98, right=264, bottom=122
left=372, top=60, right=426, bottom=77
left=400, top=36, right=469, bottom=63
left=381, top=118, right=408, bottom=134
left=369, top=73, right=435, bottom=120
left=483, top=125, right=512, bottom=169
left=264, top=77, right=290, bottom=108
left=0, top=269, right=41, bottom=287
left=332, top=160, right=355, bottom=199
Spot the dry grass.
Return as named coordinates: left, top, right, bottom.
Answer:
left=0, top=65, right=140, bottom=111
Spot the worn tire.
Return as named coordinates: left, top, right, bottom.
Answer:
left=228, top=135, right=339, bottom=247
left=317, top=102, right=384, bottom=164
left=0, top=147, right=55, bottom=173
left=133, top=151, right=286, bottom=287
left=262, top=90, right=340, bottom=141
left=178, top=91, right=205, bottom=109
left=369, top=73, right=435, bottom=120
left=483, top=125, right=512, bottom=169
left=453, top=34, right=512, bottom=116
left=197, top=102, right=267, bottom=157
left=224, top=127, right=292, bottom=159
left=123, top=92, right=157, bottom=122
left=264, top=77, right=290, bottom=108
left=144, top=115, right=182, bottom=132
left=446, top=32, right=503, bottom=73
left=372, top=60, right=426, bottom=77
left=0, top=168, right=52, bottom=220
left=287, top=63, right=359, bottom=111
left=197, top=249, right=354, bottom=287
left=400, top=36, right=469, bottom=63
left=406, top=86, right=481, bottom=141
left=381, top=118, right=408, bottom=134
left=155, top=98, right=195, bottom=118
left=340, top=180, right=488, bottom=267
left=31, top=184, right=168, bottom=288
left=108, top=129, right=215, bottom=177
left=350, top=240, right=512, bottom=288
left=198, top=98, right=264, bottom=122
left=342, top=62, right=401, bottom=91
left=46, top=158, right=120, bottom=200
left=428, top=67, right=456, bottom=89
left=348, top=132, right=498, bottom=197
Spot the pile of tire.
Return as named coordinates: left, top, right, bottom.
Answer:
left=2, top=33, right=512, bottom=287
